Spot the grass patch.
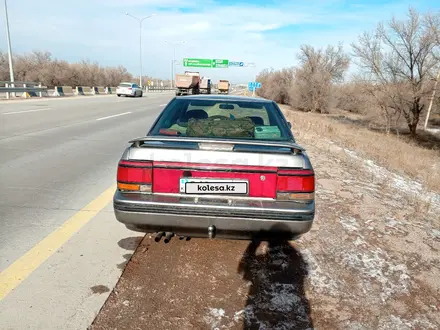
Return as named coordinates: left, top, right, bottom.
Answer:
left=281, top=105, right=440, bottom=191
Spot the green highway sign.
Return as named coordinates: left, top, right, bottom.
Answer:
left=183, top=58, right=229, bottom=68
left=212, top=59, right=229, bottom=68
left=183, top=58, right=212, bottom=68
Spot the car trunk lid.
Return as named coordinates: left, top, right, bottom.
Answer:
left=152, top=161, right=278, bottom=198
left=118, top=85, right=132, bottom=93
left=121, top=137, right=311, bottom=200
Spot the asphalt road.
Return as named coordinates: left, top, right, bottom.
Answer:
left=0, top=93, right=173, bottom=329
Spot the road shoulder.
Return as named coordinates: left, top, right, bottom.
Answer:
left=0, top=207, right=143, bottom=330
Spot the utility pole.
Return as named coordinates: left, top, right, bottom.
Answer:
left=4, top=0, right=15, bottom=86
left=165, top=40, right=186, bottom=89
left=252, top=72, right=257, bottom=97
left=125, top=12, right=155, bottom=88
left=424, top=68, right=440, bottom=130
left=169, top=59, right=173, bottom=88
left=173, top=46, right=176, bottom=88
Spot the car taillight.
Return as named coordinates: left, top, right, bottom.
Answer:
left=276, top=169, right=315, bottom=203
left=128, top=87, right=132, bottom=90
left=117, top=160, right=152, bottom=193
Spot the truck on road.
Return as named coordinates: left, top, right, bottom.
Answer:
left=217, top=80, right=230, bottom=94
left=199, top=77, right=212, bottom=94
left=175, top=71, right=200, bottom=96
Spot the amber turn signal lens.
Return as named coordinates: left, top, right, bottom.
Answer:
left=117, top=183, right=152, bottom=193
left=277, top=192, right=314, bottom=202
left=117, top=183, right=140, bottom=191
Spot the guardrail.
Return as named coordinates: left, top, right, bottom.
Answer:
left=147, top=86, right=174, bottom=92
left=0, top=81, right=47, bottom=99
left=0, top=82, right=174, bottom=99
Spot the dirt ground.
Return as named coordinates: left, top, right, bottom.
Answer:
left=90, top=109, right=440, bottom=330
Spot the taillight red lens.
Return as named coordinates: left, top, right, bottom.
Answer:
left=128, top=87, right=132, bottom=90
left=276, top=169, right=315, bottom=192
left=117, top=160, right=152, bottom=184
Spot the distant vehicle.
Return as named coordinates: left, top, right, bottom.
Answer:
left=113, top=94, right=315, bottom=242
left=217, top=80, right=230, bottom=94
left=175, top=71, right=201, bottom=96
left=116, top=82, right=143, bottom=97
left=200, top=77, right=212, bottom=94
left=176, top=71, right=201, bottom=96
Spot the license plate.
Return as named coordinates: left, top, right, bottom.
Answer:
left=180, top=178, right=248, bottom=195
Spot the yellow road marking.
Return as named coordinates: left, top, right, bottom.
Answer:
left=0, top=185, right=116, bottom=300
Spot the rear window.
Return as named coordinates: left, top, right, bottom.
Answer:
left=149, top=98, right=292, bottom=141
left=119, top=83, right=132, bottom=87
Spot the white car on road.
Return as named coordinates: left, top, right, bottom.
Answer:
left=116, top=82, right=143, bottom=97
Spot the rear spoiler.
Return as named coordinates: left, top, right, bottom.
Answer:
left=129, top=136, right=306, bottom=152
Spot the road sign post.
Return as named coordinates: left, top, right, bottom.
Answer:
left=248, top=81, right=262, bottom=96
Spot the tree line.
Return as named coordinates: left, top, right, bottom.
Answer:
left=256, top=8, right=440, bottom=136
left=0, top=51, right=169, bottom=88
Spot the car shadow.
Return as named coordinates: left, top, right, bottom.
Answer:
left=237, top=227, right=314, bottom=330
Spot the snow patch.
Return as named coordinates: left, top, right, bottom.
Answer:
left=353, top=236, right=366, bottom=246
left=340, top=216, right=359, bottom=232
left=426, top=128, right=440, bottom=135
left=302, top=249, right=339, bottom=294
left=346, top=322, right=370, bottom=330
left=342, top=247, right=410, bottom=302
left=342, top=147, right=440, bottom=210
left=233, top=309, right=244, bottom=322
left=431, top=229, right=440, bottom=240
left=203, top=308, right=227, bottom=330
left=377, top=315, right=437, bottom=330
left=268, top=283, right=303, bottom=312
left=385, top=217, right=400, bottom=227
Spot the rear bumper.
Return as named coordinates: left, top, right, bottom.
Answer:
left=113, top=191, right=315, bottom=240
left=176, top=88, right=191, bottom=95
left=116, top=90, right=135, bottom=96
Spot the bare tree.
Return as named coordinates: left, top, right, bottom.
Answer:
left=334, top=81, right=372, bottom=115
left=351, top=7, right=440, bottom=136
left=0, top=51, right=11, bottom=80
left=256, top=68, right=274, bottom=99
left=291, top=43, right=350, bottom=113
left=426, top=12, right=440, bottom=63
left=0, top=49, right=138, bottom=87
left=256, top=68, right=294, bottom=104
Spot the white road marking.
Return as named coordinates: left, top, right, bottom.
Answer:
left=2, top=108, right=51, bottom=115
left=96, top=112, right=132, bottom=121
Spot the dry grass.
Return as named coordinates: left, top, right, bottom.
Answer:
left=281, top=105, right=440, bottom=192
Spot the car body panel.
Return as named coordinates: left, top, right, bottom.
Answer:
left=125, top=146, right=307, bottom=168
left=116, top=82, right=143, bottom=97
left=113, top=95, right=316, bottom=240
left=114, top=191, right=314, bottom=239
left=152, top=164, right=278, bottom=198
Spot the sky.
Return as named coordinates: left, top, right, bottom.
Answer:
left=0, top=0, right=439, bottom=84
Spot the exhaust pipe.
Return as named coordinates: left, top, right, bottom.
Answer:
left=208, top=225, right=216, bottom=239
left=155, top=232, right=165, bottom=242
left=164, top=232, right=174, bottom=244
